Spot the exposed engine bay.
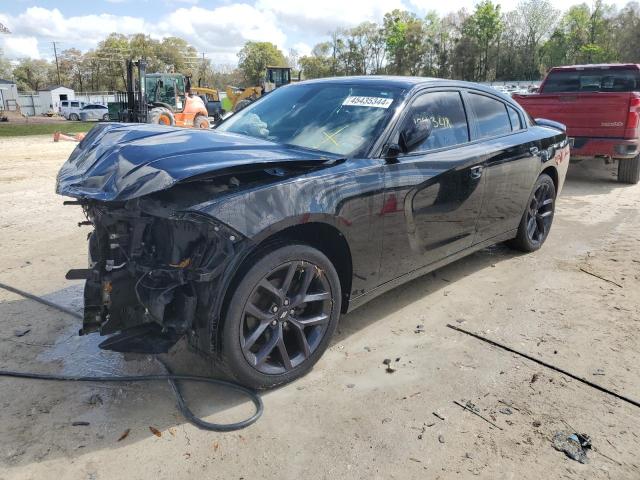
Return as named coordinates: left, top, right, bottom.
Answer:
left=66, top=168, right=309, bottom=355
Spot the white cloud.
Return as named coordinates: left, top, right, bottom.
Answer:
left=291, top=41, right=312, bottom=57
left=257, top=0, right=405, bottom=35
left=0, top=35, right=41, bottom=59
left=1, top=4, right=286, bottom=64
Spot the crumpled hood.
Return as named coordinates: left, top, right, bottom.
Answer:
left=56, top=122, right=339, bottom=202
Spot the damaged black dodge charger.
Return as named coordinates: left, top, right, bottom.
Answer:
left=57, top=77, right=570, bottom=388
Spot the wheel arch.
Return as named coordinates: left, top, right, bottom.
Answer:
left=541, top=165, right=558, bottom=195
left=215, top=219, right=353, bottom=348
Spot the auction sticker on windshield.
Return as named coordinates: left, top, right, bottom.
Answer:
left=342, top=96, right=394, bottom=108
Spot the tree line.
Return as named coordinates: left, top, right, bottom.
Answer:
left=1, top=0, right=639, bottom=93
left=299, top=0, right=640, bottom=81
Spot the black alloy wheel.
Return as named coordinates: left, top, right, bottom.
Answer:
left=241, top=260, right=332, bottom=374
left=525, top=181, right=554, bottom=245
left=509, top=173, right=556, bottom=252
left=220, top=244, right=341, bottom=389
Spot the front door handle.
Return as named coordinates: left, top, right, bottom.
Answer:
left=470, top=166, right=483, bottom=180
left=529, top=146, right=540, bottom=156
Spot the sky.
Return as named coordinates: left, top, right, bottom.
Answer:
left=0, top=0, right=633, bottom=65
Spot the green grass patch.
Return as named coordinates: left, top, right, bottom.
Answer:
left=0, top=121, right=95, bottom=137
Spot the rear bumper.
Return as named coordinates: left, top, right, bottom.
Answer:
left=570, top=137, right=639, bottom=159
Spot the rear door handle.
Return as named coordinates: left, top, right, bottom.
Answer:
left=529, top=146, right=540, bottom=156
left=470, top=166, right=483, bottom=180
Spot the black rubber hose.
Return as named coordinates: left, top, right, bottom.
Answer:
left=0, top=281, right=83, bottom=319
left=0, top=281, right=264, bottom=431
left=0, top=368, right=263, bottom=432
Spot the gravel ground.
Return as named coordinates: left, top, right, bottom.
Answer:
left=0, top=135, right=639, bottom=480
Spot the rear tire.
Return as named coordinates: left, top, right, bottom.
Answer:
left=69, top=113, right=79, bottom=121
left=218, top=243, right=341, bottom=389
left=149, top=107, right=175, bottom=126
left=194, top=114, right=210, bottom=129
left=508, top=173, right=556, bottom=252
left=617, top=156, right=640, bottom=184
left=102, top=113, right=109, bottom=121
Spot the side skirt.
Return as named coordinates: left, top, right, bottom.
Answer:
left=347, top=229, right=518, bottom=312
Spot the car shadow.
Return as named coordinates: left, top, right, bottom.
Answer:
left=0, top=240, right=518, bottom=468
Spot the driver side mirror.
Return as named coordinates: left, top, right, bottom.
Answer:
left=398, top=116, right=433, bottom=154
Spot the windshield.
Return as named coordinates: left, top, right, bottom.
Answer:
left=216, top=83, right=404, bottom=157
left=542, top=68, right=640, bottom=93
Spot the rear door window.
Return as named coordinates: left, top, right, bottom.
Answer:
left=542, top=69, right=640, bottom=93
left=71, top=101, right=79, bottom=107
left=467, top=93, right=512, bottom=138
left=403, top=91, right=469, bottom=152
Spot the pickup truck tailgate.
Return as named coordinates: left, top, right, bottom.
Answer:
left=514, top=92, right=633, bottom=138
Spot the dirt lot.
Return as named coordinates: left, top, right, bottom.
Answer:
left=0, top=135, right=639, bottom=480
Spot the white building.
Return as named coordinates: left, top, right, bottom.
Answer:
left=37, top=85, right=75, bottom=113
left=0, top=78, right=18, bottom=111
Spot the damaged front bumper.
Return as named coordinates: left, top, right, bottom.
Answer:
left=68, top=198, right=244, bottom=354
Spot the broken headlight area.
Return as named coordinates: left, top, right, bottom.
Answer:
left=67, top=200, right=242, bottom=354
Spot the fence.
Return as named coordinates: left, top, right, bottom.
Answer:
left=17, top=94, right=41, bottom=116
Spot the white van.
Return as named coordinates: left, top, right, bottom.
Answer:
left=60, top=100, right=86, bottom=120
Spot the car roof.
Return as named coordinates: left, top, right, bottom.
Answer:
left=549, top=63, right=640, bottom=71
left=296, top=75, right=517, bottom=104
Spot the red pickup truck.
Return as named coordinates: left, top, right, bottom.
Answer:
left=513, top=64, right=640, bottom=184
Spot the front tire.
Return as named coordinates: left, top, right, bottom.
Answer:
left=617, top=156, right=640, bottom=184
left=194, top=114, right=210, bottom=129
left=219, top=244, right=341, bottom=389
left=69, top=113, right=79, bottom=121
left=508, top=173, right=556, bottom=252
left=149, top=107, right=175, bottom=126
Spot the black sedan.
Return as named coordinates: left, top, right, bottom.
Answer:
left=57, top=76, right=570, bottom=388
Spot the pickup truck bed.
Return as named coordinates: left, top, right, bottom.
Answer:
left=514, top=64, right=640, bottom=184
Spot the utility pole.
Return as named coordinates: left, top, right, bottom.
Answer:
left=52, top=41, right=61, bottom=85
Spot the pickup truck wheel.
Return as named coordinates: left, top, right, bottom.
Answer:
left=508, top=173, right=556, bottom=252
left=617, top=156, right=640, bottom=184
left=69, top=113, right=79, bottom=121
left=218, top=244, right=341, bottom=389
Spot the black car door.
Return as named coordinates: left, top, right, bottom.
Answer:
left=378, top=89, right=486, bottom=284
left=463, top=91, right=540, bottom=242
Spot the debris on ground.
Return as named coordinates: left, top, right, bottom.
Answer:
left=438, top=434, right=445, bottom=443
left=499, top=407, right=513, bottom=415
left=87, top=394, right=103, bottom=406
left=552, top=431, right=591, bottom=464
left=531, top=373, right=540, bottom=383
left=149, top=426, right=162, bottom=438
left=453, top=400, right=503, bottom=430
left=13, top=328, right=31, bottom=337
left=579, top=267, right=623, bottom=288
left=593, top=369, right=606, bottom=376
left=415, top=324, right=425, bottom=333
left=433, top=411, right=446, bottom=421
left=71, top=421, right=90, bottom=426
left=117, top=429, right=131, bottom=442
left=383, top=358, right=396, bottom=373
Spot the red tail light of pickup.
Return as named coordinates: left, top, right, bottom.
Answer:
left=626, top=94, right=640, bottom=139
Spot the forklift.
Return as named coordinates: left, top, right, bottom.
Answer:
left=108, top=59, right=211, bottom=129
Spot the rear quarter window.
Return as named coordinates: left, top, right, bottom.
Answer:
left=507, top=106, right=522, bottom=131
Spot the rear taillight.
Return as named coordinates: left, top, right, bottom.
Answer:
left=625, top=95, right=640, bottom=138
